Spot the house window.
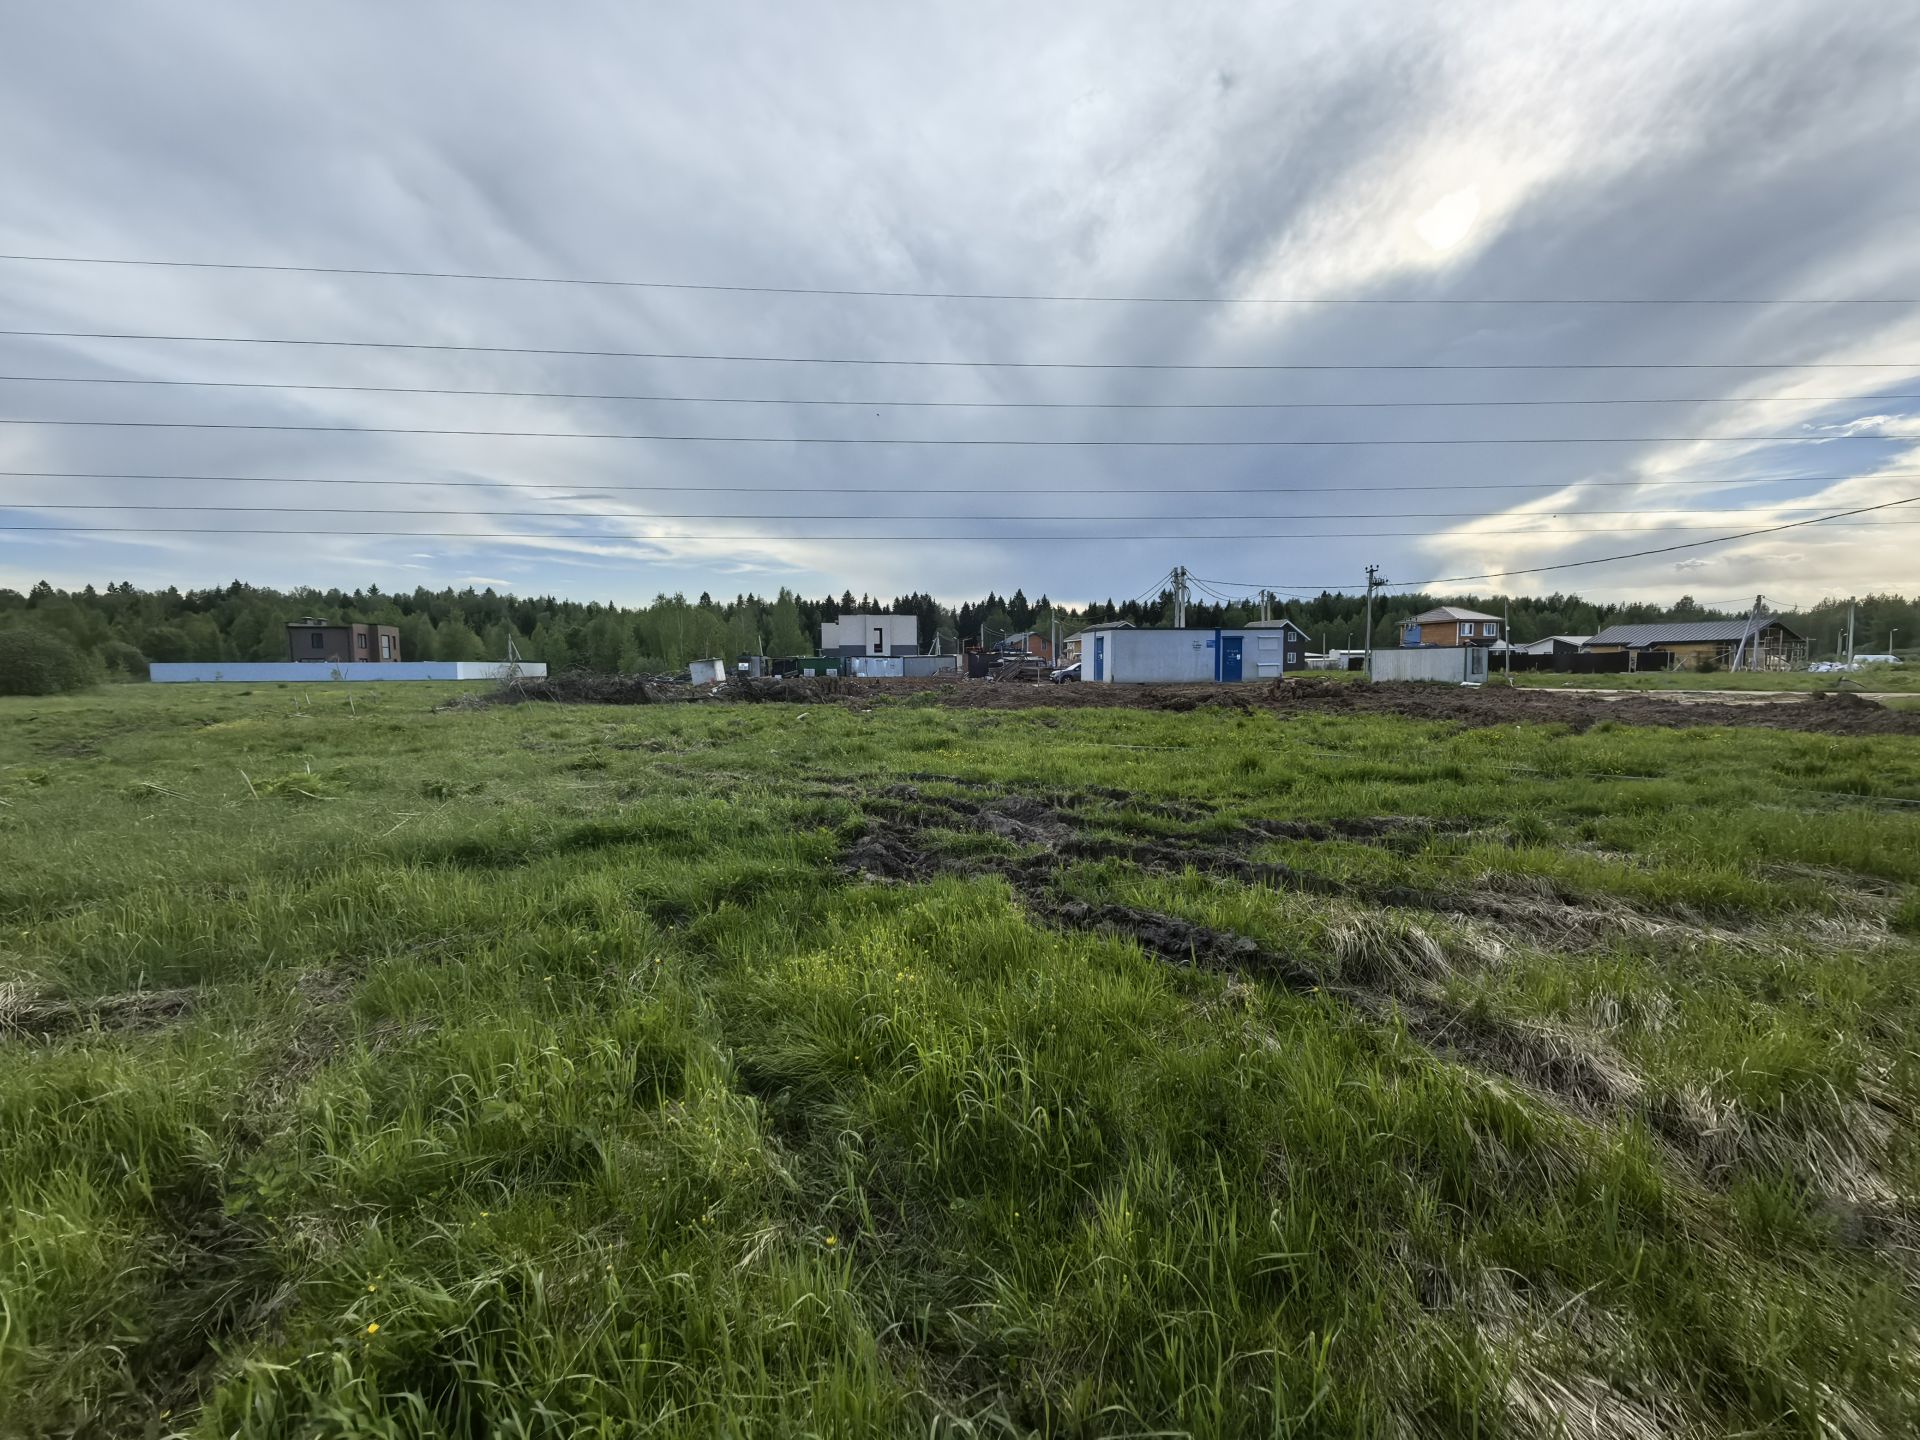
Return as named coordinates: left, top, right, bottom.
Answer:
left=1463, top=623, right=1477, bottom=637
left=358, top=634, right=368, bottom=649
left=873, top=627, right=884, bottom=655
left=310, top=632, right=324, bottom=651
left=381, top=635, right=393, bottom=659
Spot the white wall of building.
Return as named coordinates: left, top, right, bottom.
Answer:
left=150, top=662, right=547, bottom=683
left=821, top=613, right=918, bottom=656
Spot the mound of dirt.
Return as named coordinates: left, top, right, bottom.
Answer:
left=467, top=668, right=1920, bottom=735
left=935, top=676, right=1920, bottom=735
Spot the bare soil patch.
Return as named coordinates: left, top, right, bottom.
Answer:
left=471, top=671, right=1920, bottom=735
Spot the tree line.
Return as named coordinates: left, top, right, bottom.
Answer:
left=1, top=578, right=1913, bottom=694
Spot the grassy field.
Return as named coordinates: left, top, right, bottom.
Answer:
left=4, top=682, right=1919, bottom=1437
left=1511, top=665, right=1918, bottom=693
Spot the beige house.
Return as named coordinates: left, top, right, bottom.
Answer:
left=1399, top=607, right=1502, bottom=647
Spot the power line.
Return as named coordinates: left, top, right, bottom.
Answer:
left=8, top=521, right=1917, bottom=541
left=5, top=329, right=1918, bottom=372
left=5, top=417, right=1916, bottom=446
left=4, top=467, right=1911, bottom=496
left=5, top=252, right=1910, bottom=306
left=5, top=372, right=1919, bottom=411
left=1125, top=569, right=1178, bottom=606
left=1190, top=494, right=1920, bottom=594
left=6, top=502, right=1903, bottom=522
left=1385, top=495, right=1920, bottom=588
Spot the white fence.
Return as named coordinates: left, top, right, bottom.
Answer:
left=149, top=662, right=547, bottom=683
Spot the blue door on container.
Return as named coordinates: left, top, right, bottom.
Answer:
left=1093, top=635, right=1106, bottom=681
left=1221, top=635, right=1243, bottom=682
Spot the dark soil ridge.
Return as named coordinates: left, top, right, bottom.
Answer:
left=862, top=784, right=1625, bottom=941
left=469, top=671, right=1920, bottom=736
left=840, top=785, right=1664, bottom=1120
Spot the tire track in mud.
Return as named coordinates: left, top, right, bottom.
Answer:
left=841, top=782, right=1920, bottom=1249
left=839, top=783, right=1787, bottom=1132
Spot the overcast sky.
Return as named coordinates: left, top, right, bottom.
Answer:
left=3, top=1, right=1918, bottom=609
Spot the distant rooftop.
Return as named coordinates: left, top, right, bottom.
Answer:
left=1588, top=616, right=1797, bottom=647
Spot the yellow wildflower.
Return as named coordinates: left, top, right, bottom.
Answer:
left=365, top=1322, right=380, bottom=1335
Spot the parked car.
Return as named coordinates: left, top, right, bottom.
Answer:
left=1049, top=662, right=1080, bottom=683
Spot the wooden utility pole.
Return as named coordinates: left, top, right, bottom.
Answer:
left=1363, top=564, right=1387, bottom=677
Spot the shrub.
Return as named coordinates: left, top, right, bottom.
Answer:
left=98, top=639, right=149, bottom=680
left=0, top=628, right=99, bottom=695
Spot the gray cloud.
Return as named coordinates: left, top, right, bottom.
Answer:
left=3, top=0, right=1918, bottom=607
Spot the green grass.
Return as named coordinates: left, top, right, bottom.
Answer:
left=1511, top=664, right=1919, bottom=693
left=3, top=682, right=1919, bottom=1437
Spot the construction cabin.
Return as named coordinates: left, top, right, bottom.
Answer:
left=1399, top=607, right=1503, bottom=647
left=1060, top=620, right=1133, bottom=667
left=286, top=618, right=401, bottom=663
left=1370, top=647, right=1493, bottom=684
left=1085, top=622, right=1309, bottom=683
left=820, top=612, right=918, bottom=660
left=1584, top=616, right=1807, bottom=672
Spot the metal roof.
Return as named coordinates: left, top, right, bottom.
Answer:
left=1492, top=635, right=1590, bottom=654
left=1410, top=606, right=1501, bottom=623
left=1587, top=616, right=1799, bottom=647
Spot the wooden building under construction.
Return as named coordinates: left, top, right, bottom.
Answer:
left=1583, top=616, right=1807, bottom=672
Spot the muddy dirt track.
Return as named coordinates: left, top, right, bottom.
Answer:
left=489, top=672, right=1920, bottom=737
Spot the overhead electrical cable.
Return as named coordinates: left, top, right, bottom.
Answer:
left=1187, top=494, right=1920, bottom=592
left=3, top=467, right=1909, bottom=496
left=4, top=329, right=1916, bottom=371
left=0, top=252, right=1909, bottom=306
left=2, top=417, right=1913, bottom=446
left=8, top=521, right=1916, bottom=541
left=5, top=502, right=1904, bottom=521
left=4, top=373, right=1917, bottom=410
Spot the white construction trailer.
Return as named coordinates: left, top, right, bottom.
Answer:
left=1084, top=624, right=1308, bottom=683
left=1367, top=647, right=1491, bottom=684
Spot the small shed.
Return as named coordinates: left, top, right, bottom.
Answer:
left=1369, top=647, right=1492, bottom=684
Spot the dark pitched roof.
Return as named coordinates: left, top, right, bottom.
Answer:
left=1587, top=616, right=1800, bottom=647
